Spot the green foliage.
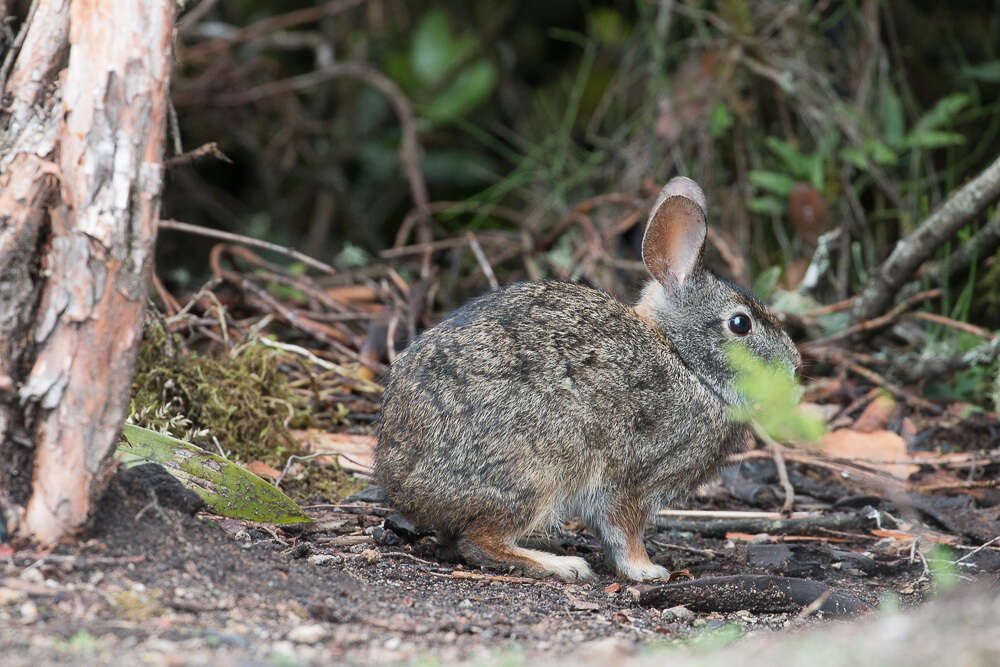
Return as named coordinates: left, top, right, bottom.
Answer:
left=962, top=60, right=1000, bottom=83
left=752, top=266, right=782, bottom=304
left=927, top=544, right=959, bottom=593
left=118, top=424, right=312, bottom=524
left=725, top=345, right=827, bottom=445
left=408, top=9, right=497, bottom=125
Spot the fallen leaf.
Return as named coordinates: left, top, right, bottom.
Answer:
left=246, top=461, right=281, bottom=481
left=290, top=429, right=376, bottom=475
left=853, top=394, right=897, bottom=433
left=119, top=424, right=311, bottom=524
left=604, top=582, right=621, bottom=594
left=667, top=569, right=694, bottom=581
left=819, top=429, right=919, bottom=479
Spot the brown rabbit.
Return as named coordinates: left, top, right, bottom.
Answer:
left=375, top=177, right=800, bottom=581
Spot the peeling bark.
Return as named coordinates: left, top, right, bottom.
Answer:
left=0, top=0, right=176, bottom=544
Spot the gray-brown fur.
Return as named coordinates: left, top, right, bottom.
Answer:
left=375, top=177, right=800, bottom=582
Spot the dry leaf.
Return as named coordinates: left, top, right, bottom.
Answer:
left=290, top=429, right=376, bottom=475
left=819, top=429, right=918, bottom=479
left=604, top=582, right=621, bottom=594
left=245, top=461, right=281, bottom=481
left=853, top=394, right=897, bottom=433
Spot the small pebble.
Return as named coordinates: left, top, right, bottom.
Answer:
left=661, top=605, right=695, bottom=621
left=288, top=623, right=329, bottom=644
left=307, top=554, right=342, bottom=567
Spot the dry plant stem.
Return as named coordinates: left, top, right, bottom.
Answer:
left=854, top=153, right=1000, bottom=321
left=804, top=346, right=942, bottom=413
left=164, top=141, right=231, bottom=169
left=182, top=0, right=367, bottom=58
left=750, top=421, right=795, bottom=513
left=804, top=288, right=941, bottom=348
left=158, top=219, right=337, bottom=275
left=214, top=62, right=432, bottom=273
left=466, top=232, right=499, bottom=290
left=907, top=312, right=994, bottom=340
left=735, top=450, right=905, bottom=497
left=658, top=510, right=820, bottom=520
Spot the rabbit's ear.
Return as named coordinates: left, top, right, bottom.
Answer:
left=641, top=177, right=707, bottom=292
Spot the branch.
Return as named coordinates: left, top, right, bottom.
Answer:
left=896, top=207, right=1000, bottom=303
left=213, top=62, right=432, bottom=263
left=854, top=153, right=1000, bottom=321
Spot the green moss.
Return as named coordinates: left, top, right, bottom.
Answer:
left=128, top=317, right=363, bottom=501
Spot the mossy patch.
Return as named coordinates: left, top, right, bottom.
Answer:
left=128, top=316, right=364, bottom=502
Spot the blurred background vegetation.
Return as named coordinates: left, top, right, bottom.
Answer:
left=159, top=0, right=1000, bottom=406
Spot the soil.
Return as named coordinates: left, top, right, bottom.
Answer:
left=5, top=458, right=996, bottom=667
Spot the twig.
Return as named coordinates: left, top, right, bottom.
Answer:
left=379, top=551, right=436, bottom=566
left=467, top=232, right=499, bottom=290
left=803, top=288, right=941, bottom=347
left=796, top=588, right=834, bottom=619
left=855, top=153, right=1000, bottom=321
left=907, top=312, right=995, bottom=339
left=257, top=337, right=382, bottom=392
left=953, top=536, right=1000, bottom=564
left=804, top=346, right=943, bottom=413
left=276, top=449, right=373, bottom=488
left=165, top=141, right=232, bottom=169
left=158, top=219, right=336, bottom=275
left=183, top=0, right=367, bottom=57
left=747, top=421, right=796, bottom=513
left=911, top=479, right=999, bottom=493
left=0, top=0, right=38, bottom=91
left=213, top=62, right=432, bottom=272
left=658, top=509, right=820, bottom=520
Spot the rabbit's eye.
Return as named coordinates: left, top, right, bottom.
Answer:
left=728, top=313, right=752, bottom=336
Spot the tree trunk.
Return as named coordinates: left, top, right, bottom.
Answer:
left=0, top=0, right=176, bottom=544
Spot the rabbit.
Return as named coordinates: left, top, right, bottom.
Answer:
left=375, top=177, right=801, bottom=582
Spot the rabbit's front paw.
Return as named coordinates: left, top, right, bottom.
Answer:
left=618, top=561, right=669, bottom=582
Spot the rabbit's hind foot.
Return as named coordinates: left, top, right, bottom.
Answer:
left=458, top=527, right=594, bottom=582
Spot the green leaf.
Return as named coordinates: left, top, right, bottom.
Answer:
left=961, top=60, right=1000, bottom=83
left=412, top=10, right=465, bottom=85
left=914, top=93, right=970, bottom=132
left=748, top=196, right=785, bottom=216
left=118, top=424, right=312, bottom=524
left=879, top=82, right=906, bottom=146
left=420, top=59, right=497, bottom=123
left=903, top=130, right=966, bottom=150
left=764, top=137, right=811, bottom=179
left=586, top=8, right=630, bottom=44
left=725, top=346, right=827, bottom=445
left=749, top=170, right=796, bottom=197
left=709, top=101, right=734, bottom=138
left=752, top=266, right=782, bottom=304
left=865, top=139, right=898, bottom=166
left=839, top=146, right=869, bottom=170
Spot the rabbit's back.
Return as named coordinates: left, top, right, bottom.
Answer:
left=375, top=281, right=740, bottom=534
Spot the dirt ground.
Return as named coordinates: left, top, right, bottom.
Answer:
left=2, top=457, right=997, bottom=666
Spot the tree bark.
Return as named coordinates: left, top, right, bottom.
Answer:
left=0, top=0, right=176, bottom=544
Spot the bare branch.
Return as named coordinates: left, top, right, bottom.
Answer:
left=854, top=153, right=1000, bottom=321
